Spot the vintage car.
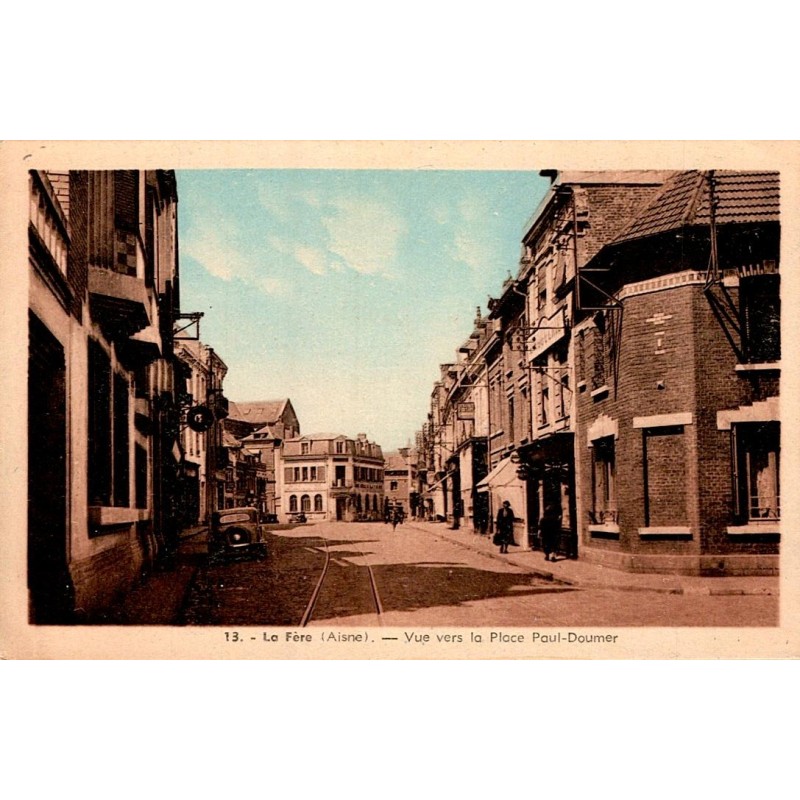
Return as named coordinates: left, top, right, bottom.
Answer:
left=208, top=507, right=268, bottom=562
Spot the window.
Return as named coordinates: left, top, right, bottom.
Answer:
left=289, top=495, right=298, bottom=512
left=314, top=494, right=323, bottom=512
left=302, top=466, right=308, bottom=482
left=591, top=436, right=617, bottom=524
left=301, top=495, right=311, bottom=512
left=390, top=481, right=398, bottom=491
left=113, top=373, right=129, bottom=507
left=310, top=466, right=317, bottom=481
left=559, top=373, right=570, bottom=418
left=733, top=422, right=780, bottom=520
left=741, top=275, right=780, bottom=363
left=135, top=444, right=147, bottom=509
left=540, top=387, right=549, bottom=426
left=336, top=441, right=344, bottom=454
left=293, top=467, right=300, bottom=482
left=88, top=339, right=130, bottom=507
left=592, top=318, right=607, bottom=391
left=88, top=340, right=112, bottom=505
left=301, top=442, right=310, bottom=455
left=508, top=396, right=515, bottom=441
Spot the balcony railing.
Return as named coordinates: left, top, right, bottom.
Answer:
left=588, top=508, right=619, bottom=525
left=749, top=495, right=780, bottom=521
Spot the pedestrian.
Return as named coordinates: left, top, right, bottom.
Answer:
left=391, top=505, right=400, bottom=531
left=539, top=504, right=562, bottom=562
left=494, top=500, right=515, bottom=554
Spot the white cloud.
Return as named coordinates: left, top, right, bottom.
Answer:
left=322, top=197, right=405, bottom=277
left=256, top=185, right=292, bottom=221
left=452, top=229, right=496, bottom=276
left=183, top=229, right=237, bottom=281
left=294, top=245, right=327, bottom=276
left=258, top=276, right=286, bottom=296
left=184, top=228, right=286, bottom=296
left=267, top=234, right=291, bottom=254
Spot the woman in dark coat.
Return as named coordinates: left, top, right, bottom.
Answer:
left=539, top=504, right=562, bottom=562
left=494, top=500, right=515, bottom=554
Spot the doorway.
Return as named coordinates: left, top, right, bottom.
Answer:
left=28, top=313, right=74, bottom=623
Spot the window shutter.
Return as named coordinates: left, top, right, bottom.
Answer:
left=284, top=467, right=292, bottom=484
left=318, top=466, right=326, bottom=483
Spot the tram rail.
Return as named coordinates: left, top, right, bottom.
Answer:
left=300, top=534, right=383, bottom=626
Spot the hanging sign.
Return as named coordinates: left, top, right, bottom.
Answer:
left=186, top=405, right=214, bottom=432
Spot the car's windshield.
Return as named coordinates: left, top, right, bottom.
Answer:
left=218, top=512, right=252, bottom=524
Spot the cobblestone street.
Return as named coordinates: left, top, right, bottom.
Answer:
left=97, top=521, right=778, bottom=627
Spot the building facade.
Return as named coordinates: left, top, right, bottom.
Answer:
left=175, top=339, right=228, bottom=525
left=383, top=448, right=417, bottom=515
left=278, top=433, right=384, bottom=522
left=416, top=170, right=779, bottom=577
left=508, top=170, right=670, bottom=554
left=225, top=400, right=300, bottom=517
left=572, top=170, right=780, bottom=575
left=28, top=169, right=183, bottom=621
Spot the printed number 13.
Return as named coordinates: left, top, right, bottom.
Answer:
left=225, top=632, right=240, bottom=642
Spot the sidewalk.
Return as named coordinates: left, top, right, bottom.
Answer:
left=404, top=520, right=778, bottom=596
left=86, top=527, right=207, bottom=624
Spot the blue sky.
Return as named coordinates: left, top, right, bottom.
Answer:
left=177, top=170, right=551, bottom=450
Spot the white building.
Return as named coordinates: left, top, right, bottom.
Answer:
left=277, top=433, right=384, bottom=522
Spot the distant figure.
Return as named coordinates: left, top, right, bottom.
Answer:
left=391, top=505, right=401, bottom=531
left=539, top=504, right=562, bottom=562
left=494, top=500, right=515, bottom=554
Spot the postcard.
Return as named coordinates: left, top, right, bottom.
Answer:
left=1, top=140, right=798, bottom=659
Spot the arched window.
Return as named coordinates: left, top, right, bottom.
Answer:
left=314, top=494, right=323, bottom=512
left=289, top=495, right=298, bottom=512
left=301, top=494, right=311, bottom=512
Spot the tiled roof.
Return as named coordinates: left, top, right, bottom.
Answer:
left=222, top=430, right=241, bottom=448
left=615, top=170, right=780, bottom=244
left=240, top=425, right=278, bottom=442
left=227, top=399, right=288, bottom=424
left=383, top=453, right=408, bottom=471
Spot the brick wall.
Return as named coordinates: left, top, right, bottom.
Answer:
left=580, top=185, right=666, bottom=265
left=46, top=171, right=70, bottom=220
left=576, top=277, right=779, bottom=571
left=691, top=287, right=780, bottom=557
left=644, top=427, right=687, bottom=525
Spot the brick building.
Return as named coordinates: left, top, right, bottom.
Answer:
left=415, top=169, right=779, bottom=577
left=28, top=169, right=184, bottom=621
left=573, top=171, right=780, bottom=575
left=511, top=171, right=670, bottom=553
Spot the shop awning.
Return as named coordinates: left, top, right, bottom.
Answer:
left=475, top=457, right=517, bottom=493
